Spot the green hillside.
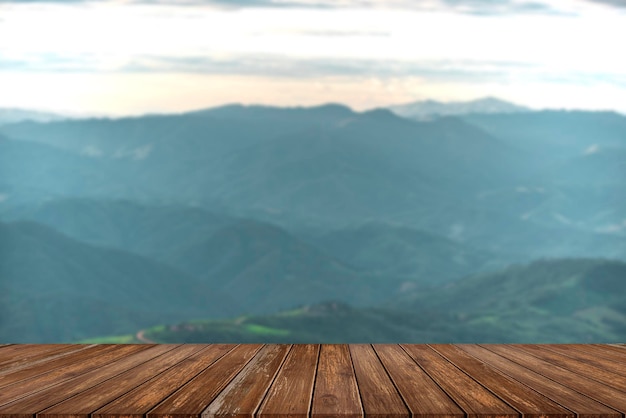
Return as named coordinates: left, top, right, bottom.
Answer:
left=308, top=222, right=507, bottom=284
left=90, top=259, right=626, bottom=344
left=1, top=198, right=233, bottom=260
left=394, top=258, right=626, bottom=342
left=166, top=220, right=407, bottom=313
left=2, top=104, right=626, bottom=343
left=0, top=221, right=239, bottom=342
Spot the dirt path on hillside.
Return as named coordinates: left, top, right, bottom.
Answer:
left=136, top=329, right=157, bottom=344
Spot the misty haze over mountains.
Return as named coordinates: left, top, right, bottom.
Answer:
left=1, top=98, right=625, bottom=343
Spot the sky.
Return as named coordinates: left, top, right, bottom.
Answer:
left=0, top=0, right=625, bottom=116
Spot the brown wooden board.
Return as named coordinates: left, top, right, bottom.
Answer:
left=311, top=344, right=363, bottom=418
left=595, top=344, right=626, bottom=356
left=38, top=345, right=203, bottom=418
left=257, top=344, right=319, bottom=418
left=574, top=344, right=626, bottom=364
left=93, top=345, right=235, bottom=418
left=484, top=345, right=626, bottom=414
left=373, top=344, right=464, bottom=418
left=0, top=345, right=51, bottom=364
left=430, top=344, right=574, bottom=418
left=0, top=345, right=173, bottom=418
left=0, top=345, right=115, bottom=386
left=401, top=344, right=518, bottom=418
left=515, top=344, right=626, bottom=392
left=460, top=345, right=621, bottom=418
left=202, top=344, right=291, bottom=418
left=0, top=345, right=147, bottom=405
left=147, top=344, right=261, bottom=418
left=539, top=345, right=626, bottom=377
left=1, top=344, right=626, bottom=418
left=349, top=344, right=409, bottom=418
left=0, top=345, right=87, bottom=373
left=459, top=345, right=621, bottom=418
left=0, top=345, right=93, bottom=376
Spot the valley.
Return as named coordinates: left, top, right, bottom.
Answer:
left=1, top=99, right=625, bottom=342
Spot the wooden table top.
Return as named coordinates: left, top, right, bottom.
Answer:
left=0, top=344, right=625, bottom=418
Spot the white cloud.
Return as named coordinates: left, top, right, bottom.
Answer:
left=1, top=0, right=625, bottom=114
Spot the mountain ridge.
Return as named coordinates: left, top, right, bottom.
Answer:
left=389, top=97, right=532, bottom=120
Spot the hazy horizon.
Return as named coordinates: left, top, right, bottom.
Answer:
left=1, top=0, right=625, bottom=116
left=3, top=96, right=625, bottom=120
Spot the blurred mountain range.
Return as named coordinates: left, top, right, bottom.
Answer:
left=1, top=98, right=625, bottom=342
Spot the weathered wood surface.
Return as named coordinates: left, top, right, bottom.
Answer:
left=0, top=344, right=625, bottom=418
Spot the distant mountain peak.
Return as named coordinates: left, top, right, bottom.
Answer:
left=389, top=97, right=531, bottom=120
left=0, top=108, right=69, bottom=125
left=309, top=103, right=354, bottom=114
left=358, top=107, right=399, bottom=120
left=189, top=102, right=354, bottom=120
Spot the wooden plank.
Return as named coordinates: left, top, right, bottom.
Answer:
left=484, top=345, right=626, bottom=413
left=516, top=344, right=626, bottom=391
left=539, top=345, right=626, bottom=377
left=0, top=345, right=146, bottom=404
left=38, top=345, right=204, bottom=418
left=93, top=345, right=235, bottom=418
left=202, top=344, right=291, bottom=418
left=0, top=345, right=77, bottom=371
left=0, top=345, right=123, bottom=388
left=373, top=344, right=463, bottom=418
left=0, top=345, right=68, bottom=366
left=349, top=344, right=409, bottom=418
left=430, top=344, right=573, bottom=418
left=460, top=345, right=621, bottom=418
left=589, top=344, right=626, bottom=356
left=402, top=344, right=519, bottom=418
left=0, top=345, right=94, bottom=376
left=578, top=345, right=626, bottom=364
left=257, top=344, right=319, bottom=418
left=311, top=344, right=363, bottom=418
left=147, top=344, right=261, bottom=418
left=595, top=344, right=626, bottom=355
left=0, top=345, right=174, bottom=418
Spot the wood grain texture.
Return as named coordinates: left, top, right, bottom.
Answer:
left=460, top=345, right=621, bottom=418
left=401, top=344, right=518, bottom=418
left=0, top=345, right=115, bottom=389
left=571, top=344, right=626, bottom=366
left=38, top=345, right=202, bottom=418
left=430, top=344, right=573, bottom=418
left=257, top=344, right=319, bottom=418
left=1, top=344, right=626, bottom=418
left=373, top=344, right=463, bottom=418
left=0, top=345, right=88, bottom=373
left=0, top=345, right=148, bottom=406
left=311, top=344, right=363, bottom=418
left=0, top=345, right=172, bottom=418
left=484, top=345, right=626, bottom=414
left=93, top=345, right=235, bottom=418
left=202, top=344, right=291, bottom=418
left=348, top=344, right=408, bottom=418
left=147, top=344, right=261, bottom=418
left=539, top=344, right=626, bottom=376
left=515, top=344, right=626, bottom=392
left=595, top=344, right=626, bottom=356
left=0, top=345, right=49, bottom=364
